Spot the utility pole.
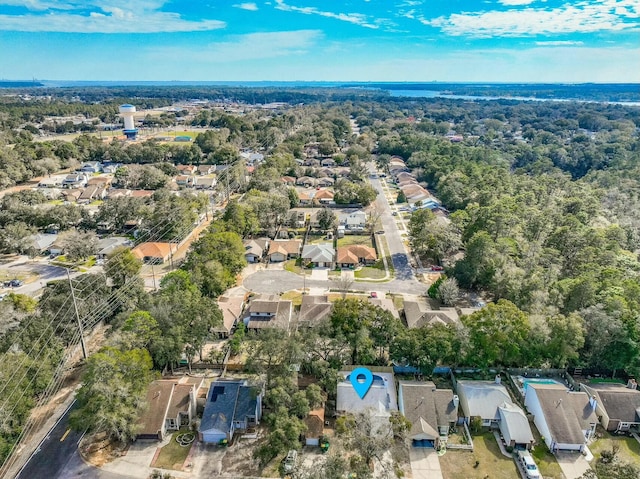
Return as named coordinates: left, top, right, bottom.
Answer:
left=224, top=160, right=230, bottom=202
left=151, top=263, right=157, bottom=290
left=67, top=269, right=87, bottom=360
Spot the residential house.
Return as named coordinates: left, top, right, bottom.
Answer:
left=321, top=158, right=336, bottom=167
left=288, top=210, right=307, bottom=229
left=267, top=239, right=302, bottom=262
left=197, top=165, right=215, bottom=175
left=304, top=408, right=325, bottom=446
left=78, top=161, right=102, bottom=174
left=136, top=377, right=203, bottom=441
left=302, top=243, right=335, bottom=268
left=580, top=381, right=640, bottom=433
left=334, top=167, right=350, bottom=177
left=193, top=177, right=216, bottom=190
left=27, top=233, right=58, bottom=254
left=369, top=298, right=399, bottom=318
left=456, top=379, right=513, bottom=426
left=77, top=185, right=106, bottom=204
left=298, top=191, right=313, bottom=206
left=62, top=189, right=82, bottom=203
left=174, top=175, right=192, bottom=187
left=403, top=300, right=460, bottom=328
left=398, top=381, right=458, bottom=448
left=199, top=380, right=263, bottom=444
left=497, top=402, right=535, bottom=450
left=175, top=164, right=196, bottom=175
left=87, top=176, right=112, bottom=187
left=244, top=295, right=293, bottom=331
left=297, top=295, right=333, bottom=328
left=281, top=176, right=296, bottom=185
left=130, top=190, right=154, bottom=198
left=105, top=188, right=131, bottom=199
left=244, top=238, right=270, bottom=263
left=96, top=236, right=131, bottom=259
left=339, top=210, right=367, bottom=231
left=524, top=383, right=597, bottom=452
left=336, top=370, right=398, bottom=422
left=296, top=176, right=317, bottom=187
left=132, top=242, right=172, bottom=264
left=62, top=174, right=88, bottom=189
left=317, top=177, right=335, bottom=187
left=314, top=189, right=335, bottom=205
left=214, top=294, right=245, bottom=339
left=303, top=158, right=320, bottom=167
left=338, top=245, right=377, bottom=269
left=240, top=151, right=264, bottom=165
left=101, top=163, right=121, bottom=174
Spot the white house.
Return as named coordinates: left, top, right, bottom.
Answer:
left=456, top=378, right=513, bottom=426
left=524, top=383, right=597, bottom=452
left=339, top=210, right=367, bottom=231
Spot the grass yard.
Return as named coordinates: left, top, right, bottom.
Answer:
left=281, top=290, right=303, bottom=307
left=440, top=433, right=518, bottom=479
left=284, top=259, right=302, bottom=274
left=354, top=260, right=386, bottom=279
left=327, top=293, right=367, bottom=302
left=530, top=442, right=563, bottom=478
left=152, top=432, right=193, bottom=471
left=336, top=235, right=373, bottom=247
left=306, top=234, right=329, bottom=245
left=590, top=428, right=640, bottom=466
left=389, top=293, right=405, bottom=310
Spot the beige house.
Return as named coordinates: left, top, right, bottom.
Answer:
left=268, top=239, right=302, bottom=262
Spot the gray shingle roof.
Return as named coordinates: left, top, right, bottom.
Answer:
left=399, top=381, right=457, bottom=440
left=530, top=384, right=597, bottom=445
left=200, top=380, right=259, bottom=435
left=584, top=383, right=640, bottom=423
left=298, top=295, right=333, bottom=326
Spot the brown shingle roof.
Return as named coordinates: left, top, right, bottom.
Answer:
left=268, top=239, right=301, bottom=256
left=403, top=301, right=459, bottom=328
left=304, top=408, right=325, bottom=439
left=298, top=295, right=333, bottom=326
left=336, top=248, right=358, bottom=264
left=137, top=381, right=175, bottom=437
left=586, top=384, right=640, bottom=423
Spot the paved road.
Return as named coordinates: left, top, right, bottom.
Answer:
left=16, top=402, right=84, bottom=479
left=16, top=400, right=133, bottom=479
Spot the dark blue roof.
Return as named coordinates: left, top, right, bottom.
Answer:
left=200, top=380, right=258, bottom=434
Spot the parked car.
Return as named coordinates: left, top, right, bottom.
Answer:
left=392, top=211, right=398, bottom=216
left=4, top=279, right=23, bottom=288
left=283, top=450, right=298, bottom=473
left=375, top=230, right=385, bottom=234
left=517, top=450, right=540, bottom=479
left=369, top=291, right=378, bottom=298
left=430, top=265, right=444, bottom=272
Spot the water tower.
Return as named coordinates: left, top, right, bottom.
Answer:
left=119, top=104, right=138, bottom=140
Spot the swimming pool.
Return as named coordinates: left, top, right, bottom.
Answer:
left=515, top=376, right=564, bottom=396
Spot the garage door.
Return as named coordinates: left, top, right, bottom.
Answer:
left=202, top=432, right=226, bottom=444
left=412, top=439, right=435, bottom=448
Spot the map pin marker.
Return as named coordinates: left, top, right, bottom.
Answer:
left=350, top=367, right=374, bottom=399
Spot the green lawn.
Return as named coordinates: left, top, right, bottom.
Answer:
left=528, top=420, right=563, bottom=478
left=440, top=433, right=519, bottom=479
left=151, top=432, right=193, bottom=471
left=306, top=235, right=331, bottom=245
left=354, top=261, right=387, bottom=279
left=336, top=235, right=373, bottom=247
left=590, top=429, right=640, bottom=466
left=284, top=259, right=302, bottom=274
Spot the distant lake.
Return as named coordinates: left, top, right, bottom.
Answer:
left=388, top=89, right=640, bottom=106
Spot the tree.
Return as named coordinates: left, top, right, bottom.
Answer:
left=105, top=246, right=142, bottom=288
left=438, top=277, right=460, bottom=306
left=0, top=222, right=36, bottom=254
left=317, top=208, right=337, bottom=231
left=70, top=347, right=156, bottom=442
left=58, top=229, right=98, bottom=262
left=397, top=190, right=407, bottom=203
left=461, top=300, right=531, bottom=368
left=120, top=311, right=160, bottom=349
left=332, top=275, right=354, bottom=299
left=409, top=208, right=461, bottom=263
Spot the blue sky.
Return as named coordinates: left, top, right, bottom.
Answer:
left=0, top=0, right=638, bottom=82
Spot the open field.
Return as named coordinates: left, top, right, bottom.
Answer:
left=440, top=433, right=519, bottom=479
left=337, top=234, right=373, bottom=247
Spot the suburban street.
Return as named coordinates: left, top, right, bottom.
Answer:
left=15, top=401, right=132, bottom=479
left=243, top=163, right=425, bottom=296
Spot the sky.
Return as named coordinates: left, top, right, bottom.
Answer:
left=0, top=0, right=638, bottom=82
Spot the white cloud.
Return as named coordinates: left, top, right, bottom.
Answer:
left=498, top=0, right=536, bottom=5
left=422, top=1, right=639, bottom=37
left=535, top=40, right=584, bottom=46
left=152, top=30, right=323, bottom=62
left=274, top=0, right=379, bottom=29
left=233, top=2, right=259, bottom=11
left=0, top=1, right=226, bottom=32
